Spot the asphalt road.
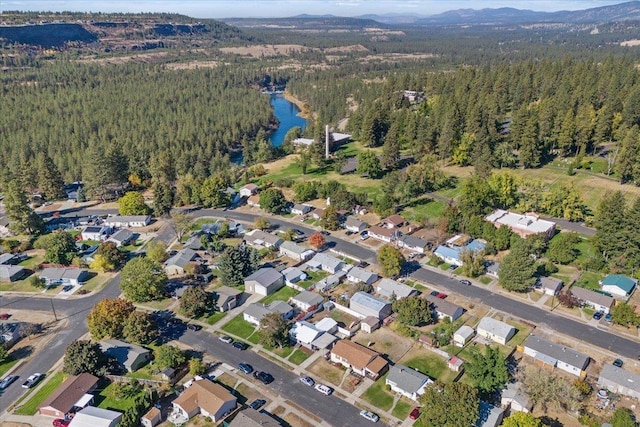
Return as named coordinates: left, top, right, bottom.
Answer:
left=178, top=329, right=373, bottom=427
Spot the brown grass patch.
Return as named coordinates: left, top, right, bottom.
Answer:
left=353, top=327, right=415, bottom=361
left=308, top=358, right=345, bottom=386
left=323, top=44, right=369, bottom=53
left=165, top=61, right=221, bottom=70
left=220, top=44, right=313, bottom=57
left=283, top=412, right=315, bottom=427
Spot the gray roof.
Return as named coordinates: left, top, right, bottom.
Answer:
left=306, top=253, right=344, bottom=271
left=347, top=266, right=378, bottom=283
left=454, top=325, right=475, bottom=341
left=476, top=401, right=504, bottom=427
left=0, top=265, right=25, bottom=280
left=245, top=229, right=283, bottom=247
left=280, top=241, right=311, bottom=255
left=477, top=317, right=515, bottom=339
left=570, top=286, right=614, bottom=308
left=524, top=335, right=589, bottom=370
left=104, top=215, right=150, bottom=224
left=165, top=248, right=198, bottom=269
left=291, top=290, right=323, bottom=307
left=400, top=235, right=428, bottom=249
left=245, top=268, right=283, bottom=287
left=39, top=267, right=87, bottom=281
left=0, top=253, right=16, bottom=265
left=423, top=294, right=465, bottom=318
left=244, top=301, right=293, bottom=322
left=376, top=278, right=415, bottom=299
left=501, top=382, right=532, bottom=411
left=183, top=235, right=203, bottom=250
left=292, top=203, right=312, bottom=213
left=109, top=229, right=134, bottom=243
left=344, top=216, right=366, bottom=228
left=215, top=285, right=242, bottom=297
left=350, top=292, right=390, bottom=313
left=100, top=339, right=150, bottom=369
left=387, top=364, right=431, bottom=395
left=538, top=276, right=563, bottom=292
left=229, top=409, right=282, bottom=427
left=282, top=266, right=306, bottom=283
left=599, top=364, right=640, bottom=394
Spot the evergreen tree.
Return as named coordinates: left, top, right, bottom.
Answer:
left=4, top=179, right=45, bottom=235
left=381, top=122, right=401, bottom=169
left=217, top=244, right=260, bottom=287
left=498, top=240, right=537, bottom=291
left=36, top=152, right=66, bottom=200
left=594, top=191, right=628, bottom=260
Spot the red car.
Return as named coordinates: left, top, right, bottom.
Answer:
left=409, top=407, right=420, bottom=420
left=436, top=292, right=447, bottom=299
left=53, top=419, right=70, bottom=427
left=0, top=313, right=10, bottom=320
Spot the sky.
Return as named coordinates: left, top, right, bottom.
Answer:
left=0, top=0, right=628, bottom=18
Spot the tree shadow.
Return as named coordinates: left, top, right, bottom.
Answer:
left=10, top=345, right=34, bottom=359
left=539, top=416, right=563, bottom=427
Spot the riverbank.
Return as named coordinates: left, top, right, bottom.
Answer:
left=284, top=91, right=314, bottom=120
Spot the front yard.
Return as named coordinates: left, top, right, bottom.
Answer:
left=221, top=315, right=256, bottom=339
left=14, top=371, right=65, bottom=415
left=259, top=286, right=299, bottom=304
left=308, top=358, right=345, bottom=386
left=399, top=347, right=458, bottom=384
left=361, top=375, right=394, bottom=411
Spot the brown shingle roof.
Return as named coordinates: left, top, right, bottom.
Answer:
left=368, top=225, right=395, bottom=238
left=383, top=214, right=405, bottom=227
left=331, top=340, right=387, bottom=373
left=39, top=373, right=98, bottom=414
left=173, top=379, right=236, bottom=416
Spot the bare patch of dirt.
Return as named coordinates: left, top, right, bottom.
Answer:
left=621, top=39, right=640, bottom=46
left=219, top=44, right=313, bottom=57
left=323, top=44, right=368, bottom=53
left=76, top=51, right=172, bottom=65
left=283, top=412, right=315, bottom=427
left=165, top=60, right=221, bottom=70
left=353, top=327, right=415, bottom=362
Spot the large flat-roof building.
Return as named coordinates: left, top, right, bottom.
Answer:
left=485, top=210, right=556, bottom=239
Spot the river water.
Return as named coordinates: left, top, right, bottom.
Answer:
left=268, top=94, right=307, bottom=147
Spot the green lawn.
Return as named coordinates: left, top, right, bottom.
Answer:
left=259, top=286, right=299, bottom=304
left=289, top=349, right=311, bottom=365
left=574, top=271, right=604, bottom=291
left=205, top=311, right=227, bottom=325
left=401, top=199, right=447, bottom=221
left=18, top=254, right=44, bottom=269
left=96, top=381, right=147, bottom=412
left=361, top=376, right=394, bottom=411
left=392, top=400, right=413, bottom=420
left=0, top=357, right=18, bottom=377
left=15, top=371, right=65, bottom=415
left=479, top=276, right=493, bottom=285
left=402, top=355, right=453, bottom=383
left=221, top=315, right=256, bottom=339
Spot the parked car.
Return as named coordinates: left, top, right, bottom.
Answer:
left=605, top=313, right=612, bottom=322
left=249, top=399, right=266, bottom=410
left=360, top=231, right=369, bottom=240
left=187, top=324, right=202, bottom=331
left=320, top=230, right=330, bottom=236
left=22, top=373, right=44, bottom=388
left=0, top=375, right=18, bottom=390
left=449, top=264, right=456, bottom=271
left=359, top=410, right=380, bottom=423
left=436, top=292, right=447, bottom=299
left=293, top=229, right=305, bottom=237
left=409, top=407, right=420, bottom=420
left=0, top=313, right=11, bottom=320
left=233, top=342, right=249, bottom=350
left=613, top=358, right=624, bottom=368
left=429, top=290, right=439, bottom=296
left=254, top=371, right=274, bottom=384
left=593, top=311, right=604, bottom=320
left=53, top=419, right=70, bottom=427
left=299, top=376, right=314, bottom=387
left=459, top=279, right=471, bottom=286
left=238, top=363, right=254, bottom=374
left=345, top=231, right=354, bottom=236
left=314, top=384, right=333, bottom=395
left=219, top=335, right=233, bottom=344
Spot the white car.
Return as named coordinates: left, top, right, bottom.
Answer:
left=314, top=383, right=332, bottom=395
left=360, top=410, right=380, bottom=423
left=299, top=376, right=314, bottom=387
left=218, top=335, right=233, bottom=344
left=22, top=373, right=43, bottom=389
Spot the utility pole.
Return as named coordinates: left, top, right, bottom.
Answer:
left=50, top=298, right=58, bottom=322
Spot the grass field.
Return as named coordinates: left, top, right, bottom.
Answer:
left=205, top=311, right=227, bottom=325
left=221, top=315, right=256, bottom=339
left=15, top=371, right=65, bottom=415
left=96, top=381, right=148, bottom=412
left=361, top=375, right=394, bottom=411
left=574, top=271, right=604, bottom=291
left=259, top=286, right=299, bottom=304
left=391, top=399, right=413, bottom=420
left=401, top=198, right=447, bottom=221
left=401, top=353, right=456, bottom=383
left=289, top=349, right=311, bottom=365
left=0, top=357, right=18, bottom=377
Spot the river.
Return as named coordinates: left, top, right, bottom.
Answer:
left=268, top=93, right=307, bottom=147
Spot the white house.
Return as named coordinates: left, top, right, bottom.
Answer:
left=291, top=203, right=313, bottom=215
left=523, top=335, right=590, bottom=377
left=282, top=267, right=307, bottom=287
left=385, top=364, right=432, bottom=401
left=453, top=325, right=475, bottom=347
left=164, top=248, right=199, bottom=276
left=39, top=268, right=89, bottom=287
left=570, top=287, right=614, bottom=314
left=171, top=379, right=236, bottom=423
left=244, top=268, right=284, bottom=296
left=598, top=364, right=640, bottom=400
left=367, top=225, right=399, bottom=243
left=476, top=317, right=516, bottom=345
left=103, top=215, right=151, bottom=228
left=244, top=229, right=283, bottom=249
left=289, top=321, right=337, bottom=350
left=344, top=216, right=367, bottom=233
left=599, top=274, right=637, bottom=297
left=316, top=317, right=338, bottom=334
left=243, top=301, right=295, bottom=326
left=423, top=294, right=465, bottom=322
left=106, top=229, right=135, bottom=247
left=376, top=278, right=417, bottom=300
left=381, top=214, right=406, bottom=229
left=68, top=407, right=122, bottom=427
left=290, top=290, right=323, bottom=312
left=485, top=209, right=556, bottom=240
left=80, top=225, right=112, bottom=242
left=279, top=241, right=314, bottom=262
left=346, top=266, right=378, bottom=286
left=536, top=277, right=564, bottom=296
left=501, top=382, right=532, bottom=413
left=397, top=235, right=429, bottom=254
left=350, top=291, right=392, bottom=320
left=239, top=183, right=258, bottom=198
left=305, top=253, right=345, bottom=274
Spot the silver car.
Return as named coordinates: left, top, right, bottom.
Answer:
left=360, top=410, right=379, bottom=423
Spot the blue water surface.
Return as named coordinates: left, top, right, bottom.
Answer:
left=268, top=94, right=307, bottom=147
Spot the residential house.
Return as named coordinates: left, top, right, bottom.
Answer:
left=239, top=183, right=258, bottom=198
left=100, top=339, right=151, bottom=372
left=182, top=235, right=203, bottom=251
left=476, top=402, right=505, bottom=427
left=330, top=340, right=388, bottom=379
left=290, top=290, right=323, bottom=312
left=0, top=253, right=26, bottom=265
left=311, top=208, right=324, bottom=220
left=598, top=364, right=640, bottom=400
left=360, top=316, right=380, bottom=333
left=314, top=271, right=346, bottom=292
left=106, top=229, right=135, bottom=247
left=349, top=291, right=392, bottom=320
left=523, top=335, right=590, bottom=377
left=172, top=379, right=237, bottom=422
left=214, top=286, right=243, bottom=312
left=68, top=407, right=122, bottom=427
left=229, top=409, right=282, bottom=427
left=600, top=274, right=637, bottom=297
left=485, top=209, right=556, bottom=240
left=344, top=216, right=367, bottom=233
left=39, top=268, right=89, bottom=287
left=501, top=382, right=532, bottom=413
left=376, top=278, right=417, bottom=300
left=289, top=321, right=337, bottom=350
left=141, top=407, right=163, bottom=427
left=243, top=301, right=295, bottom=326
left=570, top=287, right=614, bottom=314
left=244, top=268, right=284, bottom=296
left=38, top=373, right=99, bottom=418
left=164, top=248, right=199, bottom=276
left=486, top=261, right=499, bottom=279
left=453, top=325, right=476, bottom=347
left=103, top=215, right=151, bottom=228
left=381, top=214, right=406, bottom=229
left=305, top=253, right=345, bottom=274
left=282, top=267, right=307, bottom=287
left=423, top=294, right=465, bottom=321
left=247, top=195, right=260, bottom=207
left=279, top=241, right=314, bottom=262
left=0, top=323, right=22, bottom=344
left=244, top=229, right=283, bottom=249
left=346, top=266, right=378, bottom=286
left=397, top=235, right=429, bottom=254
left=0, top=265, right=28, bottom=282
left=536, top=277, right=564, bottom=296
left=291, top=203, right=313, bottom=215
left=448, top=356, right=464, bottom=372
left=434, top=235, right=486, bottom=267
left=433, top=245, right=463, bottom=266
left=385, top=364, right=432, bottom=401
left=80, top=225, right=112, bottom=242
left=224, top=187, right=241, bottom=206
left=476, top=317, right=516, bottom=345
left=367, top=225, right=400, bottom=243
